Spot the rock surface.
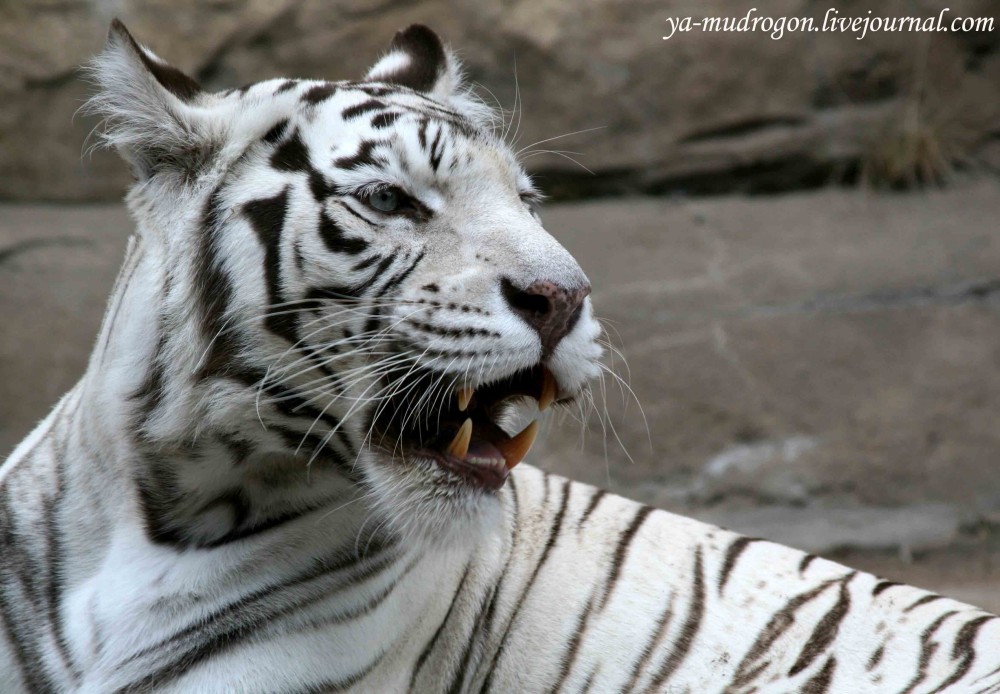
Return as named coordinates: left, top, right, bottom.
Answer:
left=2, top=0, right=999, bottom=200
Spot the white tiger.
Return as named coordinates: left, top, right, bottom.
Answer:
left=2, top=20, right=998, bottom=694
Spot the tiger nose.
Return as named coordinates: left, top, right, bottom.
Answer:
left=501, top=277, right=591, bottom=357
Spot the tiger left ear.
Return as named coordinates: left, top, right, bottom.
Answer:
left=364, top=25, right=463, bottom=101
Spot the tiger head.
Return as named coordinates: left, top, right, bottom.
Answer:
left=91, top=21, right=603, bottom=541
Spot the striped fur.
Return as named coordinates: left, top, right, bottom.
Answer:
left=2, top=20, right=999, bottom=693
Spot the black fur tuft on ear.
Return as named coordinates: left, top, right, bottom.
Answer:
left=108, top=19, right=202, bottom=102
left=363, top=24, right=496, bottom=125
left=381, top=25, right=447, bottom=92
left=365, top=25, right=460, bottom=97
left=86, top=19, right=214, bottom=180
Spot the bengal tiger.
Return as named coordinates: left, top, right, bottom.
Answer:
left=1, top=19, right=998, bottom=694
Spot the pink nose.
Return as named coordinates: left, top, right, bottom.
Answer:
left=502, top=278, right=591, bottom=356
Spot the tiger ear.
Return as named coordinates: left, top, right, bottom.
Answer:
left=365, top=25, right=463, bottom=102
left=87, top=19, right=215, bottom=180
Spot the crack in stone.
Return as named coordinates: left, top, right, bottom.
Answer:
left=0, top=237, right=92, bottom=266
left=647, top=278, right=1000, bottom=325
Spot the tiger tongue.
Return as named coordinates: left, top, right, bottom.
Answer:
left=442, top=419, right=539, bottom=470
left=465, top=438, right=505, bottom=462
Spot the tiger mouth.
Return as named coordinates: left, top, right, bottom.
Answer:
left=370, top=364, right=558, bottom=491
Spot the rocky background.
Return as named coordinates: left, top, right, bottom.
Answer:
left=2, top=0, right=999, bottom=201
left=2, top=1, right=999, bottom=608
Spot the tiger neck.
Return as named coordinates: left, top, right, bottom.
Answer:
left=79, top=226, right=368, bottom=550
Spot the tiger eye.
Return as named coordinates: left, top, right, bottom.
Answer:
left=368, top=189, right=399, bottom=212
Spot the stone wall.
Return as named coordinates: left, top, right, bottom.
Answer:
left=2, top=0, right=998, bottom=201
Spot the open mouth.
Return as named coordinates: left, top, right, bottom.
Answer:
left=370, top=364, right=558, bottom=491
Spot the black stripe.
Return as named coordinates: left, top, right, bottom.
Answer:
left=115, top=537, right=397, bottom=692
left=302, top=83, right=337, bottom=105
left=307, top=254, right=394, bottom=304
left=728, top=580, right=837, bottom=689
left=899, top=610, right=958, bottom=694
left=904, top=594, right=945, bottom=613
left=718, top=536, right=762, bottom=595
left=271, top=130, right=311, bottom=172
left=372, top=112, right=401, bottom=129
left=801, top=656, right=836, bottom=694
left=274, top=79, right=298, bottom=95
left=133, top=454, right=187, bottom=546
left=444, top=479, right=521, bottom=694
left=361, top=251, right=425, bottom=336
left=336, top=199, right=377, bottom=225
left=598, top=505, right=653, bottom=610
left=300, top=557, right=418, bottom=629
left=284, top=650, right=386, bottom=694
left=625, top=593, right=675, bottom=690
left=333, top=139, right=387, bottom=171
left=787, top=573, right=853, bottom=677
left=409, top=563, right=472, bottom=689
left=262, top=118, right=289, bottom=144
left=341, top=99, right=385, bottom=120
left=193, top=185, right=238, bottom=380
left=577, top=488, right=606, bottom=529
left=41, top=439, right=80, bottom=683
left=318, top=210, right=369, bottom=255
left=550, top=595, right=599, bottom=691
left=201, top=496, right=340, bottom=549
left=866, top=644, right=885, bottom=671
left=928, top=616, right=997, bottom=694
left=799, top=553, right=817, bottom=576
left=379, top=250, right=425, bottom=295
left=407, top=320, right=499, bottom=339
left=130, top=324, right=168, bottom=434
left=0, top=485, right=61, bottom=693
left=417, top=117, right=429, bottom=149
left=646, top=546, right=705, bottom=690
left=480, top=478, right=572, bottom=693
left=872, top=580, right=902, bottom=596
left=243, top=188, right=296, bottom=342
left=429, top=126, right=444, bottom=172
left=351, top=255, right=382, bottom=272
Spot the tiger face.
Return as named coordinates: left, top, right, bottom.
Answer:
left=93, top=22, right=602, bottom=540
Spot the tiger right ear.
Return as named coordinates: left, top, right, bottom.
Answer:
left=87, top=19, right=216, bottom=180
left=365, top=25, right=463, bottom=102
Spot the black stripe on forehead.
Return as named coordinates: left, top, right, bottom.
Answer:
left=266, top=128, right=336, bottom=201
left=342, top=99, right=386, bottom=120
left=261, top=119, right=289, bottom=145
left=270, top=130, right=311, bottom=172
left=333, top=139, right=389, bottom=171
left=371, top=112, right=400, bottom=129
left=302, top=83, right=337, bottom=105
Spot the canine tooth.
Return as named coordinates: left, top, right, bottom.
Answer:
left=497, top=420, right=539, bottom=469
left=456, top=386, right=474, bottom=412
left=538, top=368, right=557, bottom=412
left=446, top=418, right=473, bottom=459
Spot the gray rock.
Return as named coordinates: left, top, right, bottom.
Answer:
left=694, top=503, right=965, bottom=555
left=2, top=0, right=999, bottom=200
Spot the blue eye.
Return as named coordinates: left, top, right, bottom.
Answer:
left=368, top=189, right=400, bottom=213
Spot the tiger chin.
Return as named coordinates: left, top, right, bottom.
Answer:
left=3, top=19, right=999, bottom=694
